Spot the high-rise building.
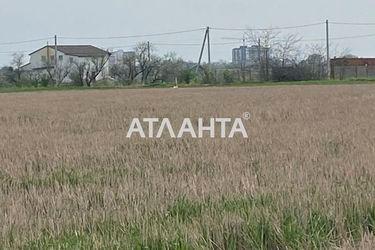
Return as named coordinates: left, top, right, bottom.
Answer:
left=232, top=45, right=268, bottom=66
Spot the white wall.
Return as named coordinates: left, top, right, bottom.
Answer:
left=27, top=47, right=110, bottom=83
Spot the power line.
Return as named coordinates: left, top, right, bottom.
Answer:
left=330, top=33, right=375, bottom=40
left=331, top=21, right=375, bottom=26
left=105, top=41, right=242, bottom=50
left=211, top=22, right=325, bottom=31
left=0, top=50, right=28, bottom=54
left=153, top=42, right=240, bottom=47
left=68, top=31, right=375, bottom=52
left=220, top=32, right=375, bottom=44
left=106, top=45, right=137, bottom=50
left=1, top=33, right=374, bottom=55
left=152, top=42, right=201, bottom=46
left=0, top=22, right=375, bottom=63
left=59, top=28, right=206, bottom=40
left=212, top=42, right=242, bottom=46
left=0, top=37, right=53, bottom=46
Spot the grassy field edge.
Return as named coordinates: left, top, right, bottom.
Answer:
left=1, top=79, right=375, bottom=94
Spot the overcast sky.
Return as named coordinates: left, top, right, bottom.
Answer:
left=0, top=0, right=374, bottom=66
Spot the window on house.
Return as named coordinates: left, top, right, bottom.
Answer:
left=59, top=55, right=63, bottom=61
left=41, top=55, right=46, bottom=62
left=69, top=57, right=74, bottom=63
left=50, top=55, right=55, bottom=61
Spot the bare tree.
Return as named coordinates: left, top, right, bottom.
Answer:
left=302, top=43, right=327, bottom=80
left=273, top=34, right=302, bottom=67
left=246, top=29, right=280, bottom=80
left=331, top=43, right=353, bottom=58
left=69, top=54, right=110, bottom=87
left=40, top=58, right=72, bottom=85
left=55, top=63, right=73, bottom=85
left=134, top=42, right=161, bottom=84
left=159, top=52, right=185, bottom=83
left=110, top=50, right=187, bottom=84
left=135, top=42, right=150, bottom=83
left=143, top=55, right=161, bottom=83
left=110, top=64, right=129, bottom=83
left=109, top=52, right=137, bottom=84
left=305, top=43, right=326, bottom=58
left=246, top=29, right=280, bottom=49
left=86, top=56, right=109, bottom=86
left=11, top=53, right=25, bottom=81
left=297, top=44, right=327, bottom=80
left=70, top=61, right=87, bottom=86
left=124, top=53, right=138, bottom=82
left=0, top=66, right=16, bottom=84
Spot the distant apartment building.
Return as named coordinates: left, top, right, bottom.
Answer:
left=232, top=45, right=268, bottom=66
left=109, top=50, right=124, bottom=65
left=330, top=58, right=375, bottom=79
left=231, top=45, right=271, bottom=81
left=109, top=50, right=136, bottom=65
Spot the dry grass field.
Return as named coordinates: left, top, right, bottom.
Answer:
left=0, top=85, right=375, bottom=249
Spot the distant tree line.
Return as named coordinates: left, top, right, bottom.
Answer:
left=0, top=33, right=355, bottom=87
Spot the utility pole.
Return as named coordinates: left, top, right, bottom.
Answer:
left=147, top=41, right=151, bottom=61
left=207, top=27, right=211, bottom=69
left=242, top=34, right=247, bottom=82
left=196, top=28, right=208, bottom=73
left=265, top=47, right=269, bottom=81
left=54, top=35, right=58, bottom=84
left=326, top=20, right=331, bottom=79
left=257, top=38, right=263, bottom=81
left=46, top=41, right=50, bottom=65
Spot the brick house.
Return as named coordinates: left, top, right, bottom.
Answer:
left=330, top=58, right=375, bottom=80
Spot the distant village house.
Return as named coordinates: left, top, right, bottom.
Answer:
left=330, top=58, right=375, bottom=80
left=22, top=45, right=111, bottom=83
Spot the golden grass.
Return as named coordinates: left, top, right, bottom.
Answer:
left=0, top=85, right=374, bottom=249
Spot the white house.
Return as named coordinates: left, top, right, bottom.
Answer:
left=22, top=45, right=111, bottom=83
